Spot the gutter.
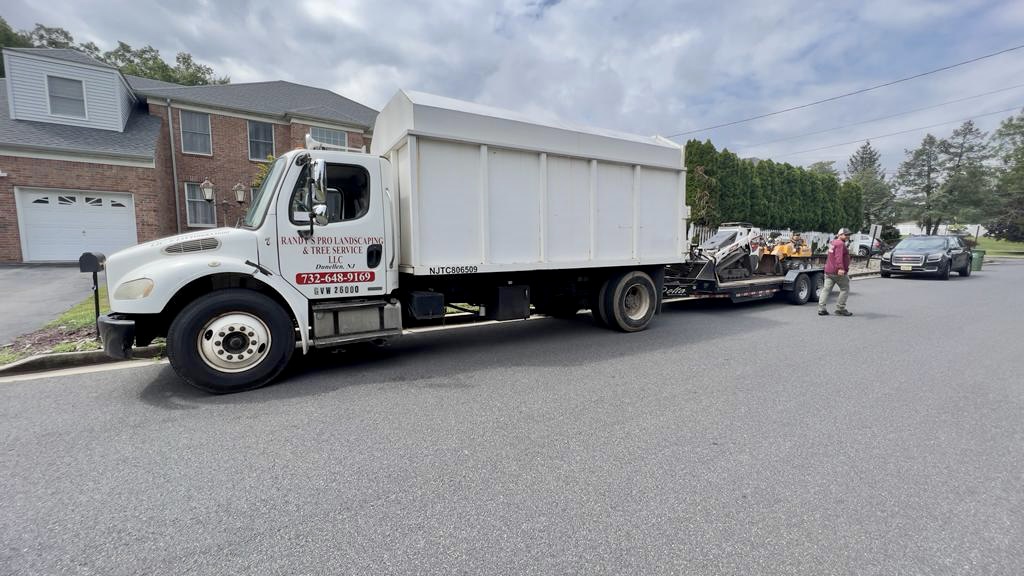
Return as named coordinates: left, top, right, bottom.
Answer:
left=0, top=144, right=154, bottom=166
left=165, top=98, right=182, bottom=234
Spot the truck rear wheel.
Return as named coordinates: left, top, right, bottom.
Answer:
left=603, top=271, right=657, bottom=332
left=788, top=273, right=811, bottom=305
left=167, top=289, right=295, bottom=394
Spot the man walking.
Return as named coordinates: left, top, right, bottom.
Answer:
left=818, top=228, right=853, bottom=316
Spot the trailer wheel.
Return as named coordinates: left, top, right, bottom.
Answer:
left=167, top=289, right=294, bottom=394
left=603, top=271, right=657, bottom=332
left=788, top=274, right=811, bottom=305
left=808, top=273, right=825, bottom=302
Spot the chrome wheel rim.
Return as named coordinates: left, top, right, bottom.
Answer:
left=196, top=312, right=272, bottom=373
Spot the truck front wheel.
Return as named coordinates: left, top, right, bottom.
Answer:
left=603, top=271, right=657, bottom=332
left=167, top=289, right=295, bottom=394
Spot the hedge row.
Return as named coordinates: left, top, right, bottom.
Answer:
left=685, top=140, right=863, bottom=233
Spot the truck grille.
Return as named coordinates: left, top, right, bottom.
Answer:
left=162, top=238, right=221, bottom=254
left=892, top=254, right=923, bottom=265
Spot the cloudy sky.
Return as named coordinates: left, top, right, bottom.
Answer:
left=6, top=0, right=1024, bottom=173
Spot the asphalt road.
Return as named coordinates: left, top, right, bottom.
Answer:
left=0, top=266, right=98, bottom=345
left=2, top=262, right=1022, bottom=575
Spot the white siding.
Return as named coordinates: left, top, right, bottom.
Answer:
left=5, top=52, right=129, bottom=132
left=115, top=74, right=133, bottom=128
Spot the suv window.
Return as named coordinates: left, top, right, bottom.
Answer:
left=289, top=163, right=371, bottom=224
left=947, top=237, right=961, bottom=249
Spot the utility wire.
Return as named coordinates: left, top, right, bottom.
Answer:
left=769, top=104, right=1022, bottom=159
left=741, top=83, right=1024, bottom=151
left=667, top=42, right=1024, bottom=138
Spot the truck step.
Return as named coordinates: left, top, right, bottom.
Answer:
left=312, top=299, right=402, bottom=345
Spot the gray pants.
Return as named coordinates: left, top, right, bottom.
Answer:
left=818, top=273, right=850, bottom=312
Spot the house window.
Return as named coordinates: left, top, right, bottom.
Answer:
left=310, top=126, right=348, bottom=149
left=248, top=120, right=275, bottom=161
left=180, top=111, right=212, bottom=155
left=185, top=182, right=216, bottom=227
left=47, top=76, right=86, bottom=118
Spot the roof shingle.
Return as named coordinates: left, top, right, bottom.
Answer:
left=4, top=47, right=116, bottom=70
left=0, top=84, right=160, bottom=161
left=134, top=80, right=377, bottom=129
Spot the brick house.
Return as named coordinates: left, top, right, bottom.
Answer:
left=0, top=48, right=376, bottom=263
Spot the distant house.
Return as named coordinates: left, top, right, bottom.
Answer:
left=894, top=222, right=987, bottom=237
left=0, top=47, right=376, bottom=262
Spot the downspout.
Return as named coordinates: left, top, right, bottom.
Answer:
left=165, top=98, right=182, bottom=233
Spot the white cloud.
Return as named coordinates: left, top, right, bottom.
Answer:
left=3, top=0, right=1020, bottom=173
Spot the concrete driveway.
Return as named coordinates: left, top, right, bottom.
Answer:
left=0, top=265, right=98, bottom=345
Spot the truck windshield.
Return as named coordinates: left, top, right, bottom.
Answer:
left=242, top=157, right=287, bottom=229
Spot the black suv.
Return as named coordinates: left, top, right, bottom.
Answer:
left=880, top=235, right=972, bottom=280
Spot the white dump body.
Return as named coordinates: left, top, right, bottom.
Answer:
left=371, top=90, right=687, bottom=275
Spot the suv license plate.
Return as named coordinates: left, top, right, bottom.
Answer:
left=900, top=265, right=912, bottom=271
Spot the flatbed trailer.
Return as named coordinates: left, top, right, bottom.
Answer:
left=662, top=259, right=826, bottom=305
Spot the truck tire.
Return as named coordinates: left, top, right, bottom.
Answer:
left=808, top=273, right=825, bottom=302
left=167, top=289, right=295, bottom=394
left=602, top=270, right=657, bottom=332
left=788, top=273, right=811, bottom=305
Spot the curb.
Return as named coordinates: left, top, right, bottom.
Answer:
left=0, top=345, right=165, bottom=377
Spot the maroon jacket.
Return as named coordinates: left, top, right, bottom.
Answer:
left=824, top=238, right=850, bottom=275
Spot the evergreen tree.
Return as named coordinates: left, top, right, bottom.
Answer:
left=838, top=181, right=864, bottom=232
left=846, top=141, right=885, bottom=180
left=936, top=121, right=995, bottom=224
left=987, top=111, right=1024, bottom=241
left=685, top=140, right=719, bottom=227
left=895, top=134, right=943, bottom=234
left=846, top=141, right=894, bottom=229
left=750, top=160, right=772, bottom=227
left=807, top=161, right=839, bottom=178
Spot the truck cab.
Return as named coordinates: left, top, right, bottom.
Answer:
left=99, top=148, right=402, bottom=393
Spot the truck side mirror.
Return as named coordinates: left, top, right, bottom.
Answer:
left=311, top=159, right=327, bottom=205
left=312, top=204, right=329, bottom=226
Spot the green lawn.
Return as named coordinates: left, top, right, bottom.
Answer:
left=974, top=237, right=1024, bottom=257
left=46, top=285, right=110, bottom=330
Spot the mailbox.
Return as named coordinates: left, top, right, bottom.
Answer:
left=79, top=252, right=106, bottom=273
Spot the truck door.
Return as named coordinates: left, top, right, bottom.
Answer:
left=277, top=156, right=388, bottom=300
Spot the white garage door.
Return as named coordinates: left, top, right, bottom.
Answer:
left=16, top=188, right=138, bottom=262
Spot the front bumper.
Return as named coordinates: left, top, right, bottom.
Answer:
left=98, top=314, right=136, bottom=359
left=881, top=261, right=941, bottom=275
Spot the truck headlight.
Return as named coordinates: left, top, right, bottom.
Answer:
left=926, top=253, right=944, bottom=262
left=114, top=278, right=155, bottom=300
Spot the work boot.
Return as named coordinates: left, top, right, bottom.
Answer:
left=835, top=309, right=853, bottom=316
left=818, top=309, right=829, bottom=316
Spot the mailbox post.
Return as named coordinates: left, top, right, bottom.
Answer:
left=78, top=252, right=106, bottom=339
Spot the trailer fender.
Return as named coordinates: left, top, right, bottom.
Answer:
left=780, top=269, right=800, bottom=290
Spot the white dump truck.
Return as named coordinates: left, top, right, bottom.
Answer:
left=96, top=90, right=689, bottom=393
